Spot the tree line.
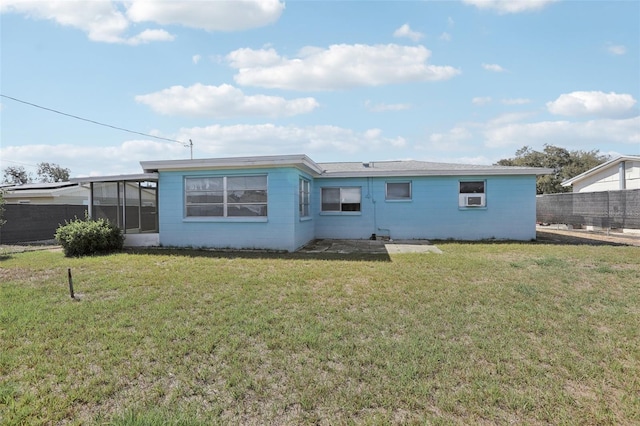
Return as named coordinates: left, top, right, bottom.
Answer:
left=494, top=144, right=609, bottom=194
left=2, top=163, right=70, bottom=185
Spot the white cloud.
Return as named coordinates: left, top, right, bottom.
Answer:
left=192, top=54, right=202, bottom=65
left=482, top=63, right=506, bottom=72
left=462, top=0, right=558, bottom=14
left=0, top=140, right=188, bottom=177
left=364, top=100, right=412, bottom=112
left=0, top=0, right=284, bottom=44
left=487, top=112, right=535, bottom=126
left=422, top=111, right=639, bottom=157
left=126, top=0, right=284, bottom=31
left=546, top=91, right=637, bottom=118
left=0, top=0, right=131, bottom=43
left=472, top=97, right=492, bottom=106
left=173, top=124, right=408, bottom=157
left=135, top=83, right=319, bottom=118
left=483, top=116, right=640, bottom=148
left=126, top=28, right=175, bottom=45
left=429, top=126, right=473, bottom=144
left=393, top=24, right=424, bottom=42
left=439, top=32, right=451, bottom=41
left=607, top=44, right=627, bottom=55
left=228, top=44, right=461, bottom=91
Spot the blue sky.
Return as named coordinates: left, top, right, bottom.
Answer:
left=1, top=0, right=638, bottom=178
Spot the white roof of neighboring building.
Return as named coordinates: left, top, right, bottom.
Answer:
left=70, top=173, right=159, bottom=184
left=561, top=155, right=640, bottom=187
left=2, top=181, right=78, bottom=191
left=1, top=182, right=88, bottom=201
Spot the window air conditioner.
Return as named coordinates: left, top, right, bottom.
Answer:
left=463, top=194, right=485, bottom=207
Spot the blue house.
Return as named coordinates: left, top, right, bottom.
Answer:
left=72, top=154, right=551, bottom=251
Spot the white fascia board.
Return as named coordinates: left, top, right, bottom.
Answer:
left=318, top=168, right=553, bottom=178
left=140, top=154, right=324, bottom=175
left=70, top=173, right=159, bottom=184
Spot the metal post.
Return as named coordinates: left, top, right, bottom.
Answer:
left=68, top=268, right=75, bottom=299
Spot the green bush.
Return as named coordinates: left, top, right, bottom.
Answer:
left=55, top=217, right=124, bottom=257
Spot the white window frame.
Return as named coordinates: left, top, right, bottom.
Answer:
left=459, top=180, right=486, bottom=208
left=385, top=181, right=412, bottom=201
left=299, top=178, right=310, bottom=218
left=321, top=187, right=361, bottom=212
left=184, top=175, right=268, bottom=218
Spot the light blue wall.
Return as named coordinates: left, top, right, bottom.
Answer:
left=313, top=175, right=537, bottom=241
left=158, top=167, right=315, bottom=251
left=157, top=168, right=538, bottom=251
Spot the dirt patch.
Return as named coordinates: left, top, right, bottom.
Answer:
left=536, top=227, right=640, bottom=247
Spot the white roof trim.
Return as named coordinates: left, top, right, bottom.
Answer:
left=140, top=154, right=324, bottom=175
left=561, top=155, right=640, bottom=187
left=319, top=168, right=552, bottom=178
left=70, top=173, right=158, bottom=184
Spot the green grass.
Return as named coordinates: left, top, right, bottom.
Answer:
left=1, top=243, right=639, bottom=425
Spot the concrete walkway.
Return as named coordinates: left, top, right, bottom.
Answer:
left=299, top=239, right=442, bottom=254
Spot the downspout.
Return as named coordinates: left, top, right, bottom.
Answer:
left=367, top=177, right=378, bottom=239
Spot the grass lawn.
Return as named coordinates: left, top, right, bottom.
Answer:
left=1, top=243, right=639, bottom=425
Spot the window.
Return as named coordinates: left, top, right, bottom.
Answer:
left=459, top=180, right=486, bottom=207
left=321, top=187, right=361, bottom=212
left=299, top=178, right=310, bottom=217
left=386, top=181, right=411, bottom=200
left=185, top=175, right=267, bottom=217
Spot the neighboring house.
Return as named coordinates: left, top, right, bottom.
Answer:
left=561, top=155, right=640, bottom=193
left=0, top=182, right=89, bottom=244
left=1, top=181, right=89, bottom=205
left=71, top=154, right=551, bottom=251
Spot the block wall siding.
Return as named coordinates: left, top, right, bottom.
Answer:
left=157, top=167, right=314, bottom=251
left=0, top=204, right=87, bottom=244
left=313, top=175, right=537, bottom=241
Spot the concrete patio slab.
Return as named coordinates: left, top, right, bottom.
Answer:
left=299, top=239, right=442, bottom=254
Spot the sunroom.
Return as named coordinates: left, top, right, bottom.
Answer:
left=70, top=173, right=159, bottom=247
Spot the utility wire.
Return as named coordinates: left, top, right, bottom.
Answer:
left=0, top=94, right=191, bottom=148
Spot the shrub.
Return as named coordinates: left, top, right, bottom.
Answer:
left=55, top=217, right=124, bottom=257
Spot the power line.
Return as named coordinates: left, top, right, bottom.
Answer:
left=0, top=159, right=39, bottom=169
left=0, top=94, right=192, bottom=150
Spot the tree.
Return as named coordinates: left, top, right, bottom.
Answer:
left=496, top=144, right=610, bottom=194
left=2, top=166, right=33, bottom=185
left=37, top=162, right=70, bottom=183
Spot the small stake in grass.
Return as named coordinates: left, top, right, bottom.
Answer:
left=68, top=268, right=75, bottom=299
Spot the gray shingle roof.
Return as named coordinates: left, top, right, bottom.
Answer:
left=317, top=160, right=550, bottom=177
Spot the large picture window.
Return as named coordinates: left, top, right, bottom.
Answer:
left=185, top=175, right=267, bottom=217
left=386, top=181, right=411, bottom=200
left=299, top=178, right=310, bottom=217
left=321, top=187, right=361, bottom=212
left=459, top=180, right=486, bottom=207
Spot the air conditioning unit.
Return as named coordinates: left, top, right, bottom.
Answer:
left=459, top=193, right=485, bottom=207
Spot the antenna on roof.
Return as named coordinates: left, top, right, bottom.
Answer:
left=185, top=139, right=193, bottom=159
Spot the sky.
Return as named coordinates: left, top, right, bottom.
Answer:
left=1, top=0, right=639, bottom=179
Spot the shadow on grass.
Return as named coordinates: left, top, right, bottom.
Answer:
left=429, top=231, right=632, bottom=247
left=125, top=247, right=392, bottom=262
left=534, top=230, right=634, bottom=246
